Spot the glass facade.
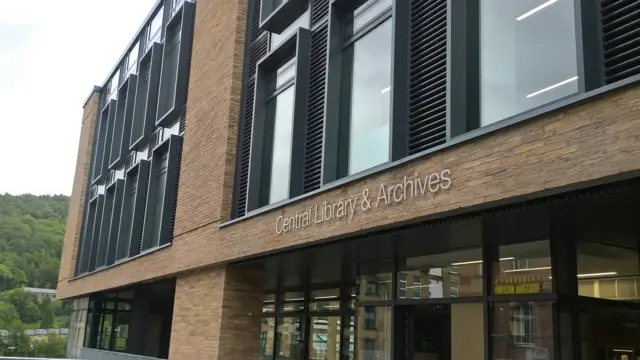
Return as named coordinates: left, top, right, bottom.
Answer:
left=480, top=0, right=578, bottom=126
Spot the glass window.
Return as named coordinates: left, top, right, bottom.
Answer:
left=480, top=0, right=578, bottom=126
left=355, top=307, right=391, bottom=360
left=351, top=0, right=393, bottom=33
left=310, top=289, right=340, bottom=312
left=260, top=318, right=275, bottom=359
left=576, top=241, right=640, bottom=300
left=270, top=10, right=310, bottom=50
left=357, top=261, right=393, bottom=301
left=109, top=71, right=120, bottom=100
left=491, top=301, right=555, bottom=360
left=146, top=7, right=164, bottom=48
left=127, top=42, right=139, bottom=75
left=309, top=316, right=341, bottom=360
left=345, top=19, right=392, bottom=175
left=276, top=317, right=305, bottom=360
left=268, top=86, right=295, bottom=204
left=398, top=247, right=484, bottom=299
left=493, top=240, right=552, bottom=295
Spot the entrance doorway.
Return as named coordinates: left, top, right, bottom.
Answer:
left=398, top=304, right=451, bottom=360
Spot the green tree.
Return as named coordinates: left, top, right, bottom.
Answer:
left=39, top=298, right=55, bottom=329
left=34, top=333, right=67, bottom=358
left=0, top=302, right=19, bottom=329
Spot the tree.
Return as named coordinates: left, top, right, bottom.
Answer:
left=0, top=302, right=19, bottom=329
left=34, top=334, right=67, bottom=358
left=39, top=298, right=55, bottom=329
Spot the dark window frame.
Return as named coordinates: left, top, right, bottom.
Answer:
left=156, top=1, right=195, bottom=127
left=260, top=0, right=309, bottom=33
left=246, top=28, right=311, bottom=212
left=323, top=0, right=407, bottom=184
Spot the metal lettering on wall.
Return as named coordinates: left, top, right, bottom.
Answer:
left=275, top=169, right=452, bottom=234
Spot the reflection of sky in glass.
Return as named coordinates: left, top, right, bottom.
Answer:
left=348, top=20, right=392, bottom=175
left=269, top=86, right=295, bottom=204
left=352, top=0, right=393, bottom=32
left=481, top=0, right=578, bottom=126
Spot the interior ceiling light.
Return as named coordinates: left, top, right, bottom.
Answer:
left=576, top=272, right=618, bottom=278
left=504, top=266, right=551, bottom=273
left=526, top=76, right=578, bottom=98
left=517, top=0, right=558, bottom=21
left=450, top=257, right=515, bottom=266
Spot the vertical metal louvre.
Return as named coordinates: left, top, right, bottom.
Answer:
left=303, top=24, right=328, bottom=193
left=601, top=0, right=640, bottom=84
left=408, top=0, right=447, bottom=155
left=311, top=0, right=330, bottom=26
left=234, top=0, right=269, bottom=218
left=168, top=137, right=184, bottom=243
left=134, top=168, right=151, bottom=256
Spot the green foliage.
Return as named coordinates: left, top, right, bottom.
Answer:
left=33, top=333, right=67, bottom=358
left=0, top=193, right=71, bottom=338
left=0, top=194, right=69, bottom=290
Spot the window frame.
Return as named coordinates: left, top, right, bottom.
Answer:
left=246, top=28, right=311, bottom=212
left=447, top=0, right=601, bottom=138
left=260, top=0, right=309, bottom=33
left=323, top=0, right=409, bottom=184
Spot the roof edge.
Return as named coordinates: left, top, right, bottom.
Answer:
left=82, top=85, right=103, bottom=108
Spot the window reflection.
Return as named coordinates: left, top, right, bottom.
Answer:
left=346, top=19, right=392, bottom=175
left=351, top=0, right=393, bottom=33
left=492, top=301, right=555, bottom=360
left=309, top=316, right=341, bottom=360
left=357, top=261, right=393, bottom=301
left=480, top=0, right=578, bottom=126
left=398, top=247, right=484, bottom=299
left=260, top=318, right=275, bottom=360
left=577, top=241, right=640, bottom=300
left=492, top=240, right=552, bottom=295
left=268, top=86, right=295, bottom=204
left=355, top=307, right=391, bottom=360
left=276, top=317, right=305, bottom=360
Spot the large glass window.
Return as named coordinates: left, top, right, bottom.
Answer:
left=398, top=247, right=484, bottom=299
left=357, top=261, right=393, bottom=301
left=266, top=61, right=296, bottom=204
left=309, top=316, right=341, bottom=360
left=267, top=86, right=295, bottom=204
left=145, top=7, right=164, bottom=49
left=109, top=71, right=120, bottom=100
left=260, top=318, right=275, bottom=360
left=492, top=240, right=553, bottom=295
left=126, top=42, right=139, bottom=75
left=491, top=301, right=555, bottom=360
left=576, top=241, right=640, bottom=300
left=344, top=19, right=392, bottom=175
left=480, top=0, right=578, bottom=126
left=355, top=307, right=391, bottom=360
left=276, top=317, right=305, bottom=360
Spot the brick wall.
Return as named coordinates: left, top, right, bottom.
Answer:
left=57, top=90, right=100, bottom=284
left=168, top=266, right=263, bottom=360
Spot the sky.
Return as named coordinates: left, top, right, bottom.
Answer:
left=0, top=0, right=158, bottom=195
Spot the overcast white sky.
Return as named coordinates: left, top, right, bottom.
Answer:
left=0, top=0, right=158, bottom=195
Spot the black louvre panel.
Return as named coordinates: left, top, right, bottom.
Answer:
left=601, top=0, right=640, bottom=84
left=311, top=0, right=329, bottom=26
left=168, top=137, right=184, bottom=243
left=303, top=25, right=328, bottom=193
left=235, top=80, right=256, bottom=218
left=134, top=167, right=151, bottom=255
left=250, top=0, right=265, bottom=42
left=408, top=0, right=447, bottom=155
left=248, top=35, right=269, bottom=81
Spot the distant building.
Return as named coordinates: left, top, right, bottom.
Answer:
left=23, top=287, right=56, bottom=301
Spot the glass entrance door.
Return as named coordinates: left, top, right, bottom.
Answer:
left=398, top=304, right=451, bottom=360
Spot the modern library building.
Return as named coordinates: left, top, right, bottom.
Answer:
left=57, top=0, right=640, bottom=359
